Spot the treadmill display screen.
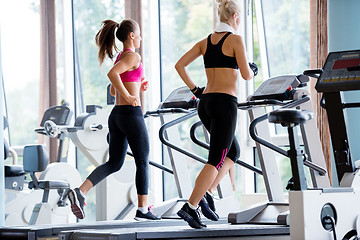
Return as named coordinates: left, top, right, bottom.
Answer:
left=315, top=50, right=360, bottom=93
left=332, top=58, right=360, bottom=70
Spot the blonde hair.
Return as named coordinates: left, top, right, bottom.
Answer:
left=216, top=0, right=241, bottom=23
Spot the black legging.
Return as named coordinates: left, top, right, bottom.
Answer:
left=87, top=105, right=149, bottom=195
left=197, top=93, right=240, bottom=170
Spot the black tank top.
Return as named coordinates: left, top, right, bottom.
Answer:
left=203, top=32, right=239, bottom=69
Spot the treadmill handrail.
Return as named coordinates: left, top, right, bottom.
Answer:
left=126, top=151, right=173, bottom=174
left=190, top=121, right=209, bottom=150
left=159, top=110, right=208, bottom=164
left=303, top=68, right=323, bottom=79
left=249, top=97, right=311, bottom=157
left=238, top=99, right=287, bottom=110
left=249, top=96, right=327, bottom=176
left=144, top=108, right=190, bottom=118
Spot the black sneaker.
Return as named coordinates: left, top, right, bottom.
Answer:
left=204, top=192, right=216, bottom=212
left=177, top=203, right=207, bottom=229
left=199, top=197, right=219, bottom=221
left=134, top=207, right=161, bottom=221
left=68, top=188, right=85, bottom=219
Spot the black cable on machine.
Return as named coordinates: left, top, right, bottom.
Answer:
left=323, top=215, right=337, bottom=240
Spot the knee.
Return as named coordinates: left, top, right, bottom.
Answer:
left=228, top=141, right=240, bottom=162
left=107, top=160, right=124, bottom=173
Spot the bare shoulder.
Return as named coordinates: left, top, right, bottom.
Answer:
left=198, top=37, right=208, bottom=55
left=122, top=51, right=141, bottom=64
left=229, top=34, right=244, bottom=44
left=126, top=51, right=141, bottom=60
left=228, top=34, right=245, bottom=51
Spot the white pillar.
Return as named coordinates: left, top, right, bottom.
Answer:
left=0, top=26, right=5, bottom=226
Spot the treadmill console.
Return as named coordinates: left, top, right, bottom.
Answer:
left=251, top=75, right=300, bottom=101
left=315, top=50, right=360, bottom=93
left=162, top=86, right=197, bottom=109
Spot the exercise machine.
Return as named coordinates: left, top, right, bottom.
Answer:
left=287, top=50, right=360, bottom=239
left=4, top=105, right=82, bottom=226
left=0, top=88, right=292, bottom=239
left=229, top=74, right=329, bottom=225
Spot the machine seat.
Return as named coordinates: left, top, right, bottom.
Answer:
left=4, top=165, right=26, bottom=177
left=24, top=144, right=70, bottom=191
left=28, top=180, right=70, bottom=190
left=268, top=108, right=313, bottom=126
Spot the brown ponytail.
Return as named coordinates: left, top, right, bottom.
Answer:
left=95, top=19, right=139, bottom=66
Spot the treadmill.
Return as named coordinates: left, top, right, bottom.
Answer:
left=0, top=87, right=290, bottom=240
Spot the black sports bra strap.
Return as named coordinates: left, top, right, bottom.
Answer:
left=217, top=32, right=232, bottom=46
left=207, top=34, right=212, bottom=46
left=207, top=32, right=232, bottom=46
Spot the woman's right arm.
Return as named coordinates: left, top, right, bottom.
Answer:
left=107, top=53, right=139, bottom=106
left=175, top=40, right=204, bottom=90
left=233, top=35, right=254, bottom=81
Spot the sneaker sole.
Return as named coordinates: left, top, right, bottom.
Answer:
left=177, top=210, right=206, bottom=229
left=134, top=214, right=161, bottom=221
left=68, top=190, right=85, bottom=219
left=134, top=217, right=150, bottom=221
left=199, top=201, right=219, bottom=221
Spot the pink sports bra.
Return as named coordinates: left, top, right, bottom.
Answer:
left=115, top=49, right=144, bottom=82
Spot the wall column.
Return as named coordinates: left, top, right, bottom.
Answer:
left=0, top=27, right=5, bottom=226
left=39, top=0, right=58, bottom=162
left=309, top=0, right=331, bottom=182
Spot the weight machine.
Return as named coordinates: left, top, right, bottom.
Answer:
left=4, top=105, right=82, bottom=226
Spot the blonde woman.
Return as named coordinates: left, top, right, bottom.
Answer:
left=175, top=0, right=257, bottom=229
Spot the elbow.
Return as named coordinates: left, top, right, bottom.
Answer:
left=174, top=62, right=180, bottom=72
left=107, top=70, right=113, bottom=78
left=107, top=70, right=115, bottom=82
left=174, top=61, right=185, bottom=74
left=242, top=72, right=254, bottom=81
left=241, top=75, right=251, bottom=81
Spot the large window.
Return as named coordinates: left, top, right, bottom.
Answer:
left=0, top=1, right=40, bottom=150
left=73, top=0, right=125, bottom=113
left=261, top=0, right=310, bottom=77
left=252, top=0, right=311, bottom=194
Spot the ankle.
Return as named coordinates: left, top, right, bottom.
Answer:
left=187, top=202, right=198, bottom=210
left=138, top=206, right=147, bottom=214
left=78, top=188, right=86, bottom=197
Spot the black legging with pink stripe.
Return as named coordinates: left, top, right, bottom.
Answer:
left=197, top=93, right=240, bottom=170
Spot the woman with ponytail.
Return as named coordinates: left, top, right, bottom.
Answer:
left=175, top=0, right=258, bottom=229
left=67, top=19, right=160, bottom=221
